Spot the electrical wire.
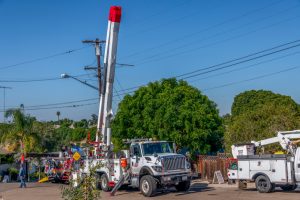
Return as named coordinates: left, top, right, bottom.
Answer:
left=119, top=0, right=283, bottom=60
left=190, top=50, right=300, bottom=83
left=202, top=65, right=300, bottom=91
left=0, top=102, right=98, bottom=112
left=108, top=39, right=300, bottom=97
left=0, top=73, right=95, bottom=83
left=180, top=42, right=300, bottom=80
left=132, top=4, right=299, bottom=64
left=0, top=45, right=92, bottom=70
left=135, top=15, right=300, bottom=66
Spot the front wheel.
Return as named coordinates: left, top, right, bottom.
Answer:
left=140, top=175, right=157, bottom=197
left=175, top=180, right=191, bottom=192
left=100, top=174, right=112, bottom=192
left=255, top=175, right=273, bottom=193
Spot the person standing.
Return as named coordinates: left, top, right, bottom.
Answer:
left=19, top=164, right=26, bottom=188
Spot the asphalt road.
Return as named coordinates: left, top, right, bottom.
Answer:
left=0, top=181, right=299, bottom=200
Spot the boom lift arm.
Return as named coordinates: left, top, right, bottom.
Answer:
left=232, top=130, right=300, bottom=158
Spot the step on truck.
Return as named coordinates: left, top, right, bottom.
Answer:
left=228, top=130, right=300, bottom=193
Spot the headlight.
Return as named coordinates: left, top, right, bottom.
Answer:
left=151, top=166, right=163, bottom=172
left=186, top=161, right=191, bottom=169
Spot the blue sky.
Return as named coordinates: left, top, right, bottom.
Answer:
left=0, top=0, right=300, bottom=122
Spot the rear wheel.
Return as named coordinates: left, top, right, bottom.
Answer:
left=175, top=180, right=191, bottom=192
left=280, top=185, right=297, bottom=191
left=140, top=175, right=157, bottom=197
left=255, top=175, right=273, bottom=193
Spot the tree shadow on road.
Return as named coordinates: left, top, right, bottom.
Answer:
left=150, top=182, right=215, bottom=197
left=112, top=182, right=214, bottom=197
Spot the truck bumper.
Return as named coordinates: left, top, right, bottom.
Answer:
left=160, top=174, right=190, bottom=185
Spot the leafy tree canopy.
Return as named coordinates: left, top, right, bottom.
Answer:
left=111, top=78, right=224, bottom=154
left=225, top=90, right=300, bottom=151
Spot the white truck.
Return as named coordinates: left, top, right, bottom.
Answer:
left=228, top=130, right=300, bottom=193
left=78, top=6, right=191, bottom=197
left=87, top=139, right=191, bottom=197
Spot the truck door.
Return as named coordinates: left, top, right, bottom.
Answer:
left=294, top=148, right=300, bottom=181
left=130, top=144, right=142, bottom=175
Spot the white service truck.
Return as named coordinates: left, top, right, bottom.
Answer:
left=86, top=139, right=191, bottom=197
left=77, top=6, right=191, bottom=197
left=228, top=130, right=300, bottom=193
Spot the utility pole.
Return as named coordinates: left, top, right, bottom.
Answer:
left=82, top=39, right=106, bottom=97
left=82, top=39, right=106, bottom=143
left=0, top=86, right=12, bottom=123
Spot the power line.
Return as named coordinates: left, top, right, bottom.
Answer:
left=124, top=0, right=192, bottom=30
left=24, top=98, right=99, bottom=109
left=119, top=0, right=283, bottom=61
left=134, top=14, right=300, bottom=66
left=190, top=50, right=300, bottom=83
left=0, top=102, right=98, bottom=113
left=0, top=73, right=95, bottom=83
left=4, top=40, right=300, bottom=112
left=180, top=42, right=300, bottom=80
left=176, top=39, right=300, bottom=79
left=110, top=39, right=300, bottom=96
left=132, top=4, right=299, bottom=64
left=0, top=45, right=92, bottom=70
left=202, top=65, right=300, bottom=91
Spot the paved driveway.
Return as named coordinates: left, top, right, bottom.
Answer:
left=0, top=181, right=299, bottom=200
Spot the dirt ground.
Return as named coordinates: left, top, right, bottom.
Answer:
left=0, top=181, right=299, bottom=200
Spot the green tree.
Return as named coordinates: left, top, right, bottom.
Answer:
left=225, top=90, right=300, bottom=151
left=112, top=78, right=224, bottom=154
left=2, top=109, right=42, bottom=153
left=56, top=111, right=61, bottom=123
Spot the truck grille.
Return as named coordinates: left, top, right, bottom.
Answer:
left=161, top=156, right=186, bottom=171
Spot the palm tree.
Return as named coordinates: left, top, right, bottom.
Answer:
left=3, top=109, right=40, bottom=154
left=56, top=111, right=61, bottom=124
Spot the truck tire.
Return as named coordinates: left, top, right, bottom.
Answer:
left=140, top=175, right=157, bottom=197
left=100, top=174, right=111, bottom=192
left=280, top=185, right=297, bottom=191
left=175, top=180, right=191, bottom=192
left=95, top=174, right=101, bottom=190
left=255, top=175, right=273, bottom=193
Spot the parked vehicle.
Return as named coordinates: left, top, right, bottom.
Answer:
left=228, top=130, right=300, bottom=193
left=84, top=139, right=191, bottom=197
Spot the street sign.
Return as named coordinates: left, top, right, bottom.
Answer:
left=73, top=152, right=81, bottom=161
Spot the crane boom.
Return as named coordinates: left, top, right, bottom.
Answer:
left=232, top=130, right=300, bottom=158
left=101, top=6, right=122, bottom=148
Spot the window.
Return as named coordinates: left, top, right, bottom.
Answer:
left=142, top=142, right=173, bottom=156
left=131, top=144, right=142, bottom=157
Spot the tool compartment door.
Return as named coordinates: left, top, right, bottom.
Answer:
left=237, top=160, right=250, bottom=179
left=295, top=148, right=300, bottom=182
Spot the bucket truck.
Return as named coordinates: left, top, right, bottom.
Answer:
left=75, top=6, right=192, bottom=197
left=228, top=130, right=300, bottom=193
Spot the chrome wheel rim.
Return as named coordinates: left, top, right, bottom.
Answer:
left=142, top=179, right=150, bottom=194
left=101, top=177, right=107, bottom=188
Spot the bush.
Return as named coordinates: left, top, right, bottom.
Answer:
left=30, top=171, right=47, bottom=181
left=8, top=167, right=18, bottom=181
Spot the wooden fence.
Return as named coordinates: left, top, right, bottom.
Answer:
left=197, top=153, right=233, bottom=182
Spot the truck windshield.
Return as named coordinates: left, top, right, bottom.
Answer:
left=142, top=142, right=173, bottom=156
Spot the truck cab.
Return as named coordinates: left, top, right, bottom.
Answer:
left=128, top=140, right=191, bottom=196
